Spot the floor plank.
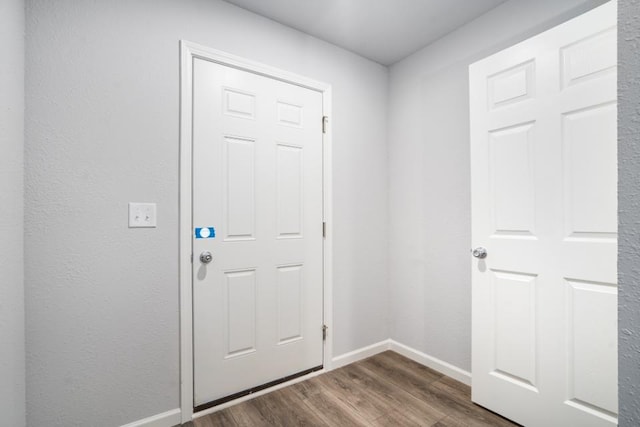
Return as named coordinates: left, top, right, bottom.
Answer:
left=431, top=416, right=469, bottom=427
left=193, top=350, right=518, bottom=427
left=253, top=388, right=325, bottom=426
left=314, top=367, right=389, bottom=421
left=289, top=376, right=323, bottom=400
left=193, top=409, right=237, bottom=427
left=343, top=363, right=446, bottom=425
left=226, top=398, right=271, bottom=426
left=361, top=352, right=515, bottom=427
left=301, top=388, right=369, bottom=427
left=370, top=409, right=427, bottom=427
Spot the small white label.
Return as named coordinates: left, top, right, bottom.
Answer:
left=128, top=203, right=157, bottom=228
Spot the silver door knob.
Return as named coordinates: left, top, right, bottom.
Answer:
left=472, top=247, right=487, bottom=259
left=200, top=251, right=213, bottom=264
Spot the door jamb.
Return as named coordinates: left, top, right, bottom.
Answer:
left=179, top=40, right=333, bottom=423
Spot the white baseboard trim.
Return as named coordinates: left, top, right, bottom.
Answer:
left=331, top=339, right=472, bottom=386
left=120, top=408, right=181, bottom=427
left=388, top=339, right=472, bottom=385
left=331, top=339, right=391, bottom=369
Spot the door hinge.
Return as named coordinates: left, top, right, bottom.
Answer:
left=322, top=222, right=326, bottom=238
left=322, top=116, right=328, bottom=134
left=322, top=324, right=328, bottom=341
left=190, top=254, right=193, bottom=263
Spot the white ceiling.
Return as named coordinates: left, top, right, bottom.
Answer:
left=223, top=0, right=508, bottom=65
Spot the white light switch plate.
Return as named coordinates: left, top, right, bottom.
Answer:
left=128, top=203, right=157, bottom=228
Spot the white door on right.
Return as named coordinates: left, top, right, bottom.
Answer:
left=470, top=2, right=617, bottom=426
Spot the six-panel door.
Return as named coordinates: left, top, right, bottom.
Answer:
left=192, top=58, right=324, bottom=407
left=470, top=2, right=617, bottom=426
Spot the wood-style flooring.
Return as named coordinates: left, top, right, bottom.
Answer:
left=191, top=351, right=518, bottom=427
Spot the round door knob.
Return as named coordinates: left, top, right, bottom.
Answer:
left=200, top=251, right=213, bottom=264
left=472, top=247, right=487, bottom=259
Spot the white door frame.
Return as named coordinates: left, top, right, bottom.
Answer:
left=179, top=40, right=333, bottom=423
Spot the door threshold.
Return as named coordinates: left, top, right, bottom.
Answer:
left=193, top=365, right=323, bottom=415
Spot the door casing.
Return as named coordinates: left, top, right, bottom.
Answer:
left=179, top=40, right=333, bottom=423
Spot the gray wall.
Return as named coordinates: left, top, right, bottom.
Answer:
left=618, top=0, right=640, bottom=425
left=387, top=0, right=608, bottom=372
left=0, top=0, right=25, bottom=426
left=24, top=0, right=388, bottom=425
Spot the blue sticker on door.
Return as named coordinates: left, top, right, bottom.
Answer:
left=195, top=227, right=216, bottom=239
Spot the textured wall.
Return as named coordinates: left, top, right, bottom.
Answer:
left=618, top=0, right=640, bottom=425
left=24, top=0, right=388, bottom=425
left=0, top=0, right=25, bottom=425
left=387, top=0, right=608, bottom=372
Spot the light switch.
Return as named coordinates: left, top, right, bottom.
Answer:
left=128, top=203, right=157, bottom=228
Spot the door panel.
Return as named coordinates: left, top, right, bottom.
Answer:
left=562, top=103, right=617, bottom=237
left=276, top=144, right=304, bottom=238
left=223, top=136, right=256, bottom=240
left=192, top=58, right=324, bottom=407
left=470, top=2, right=617, bottom=426
left=566, top=279, right=617, bottom=416
left=489, top=122, right=536, bottom=236
left=492, top=270, right=538, bottom=390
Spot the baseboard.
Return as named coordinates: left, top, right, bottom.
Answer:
left=330, top=339, right=472, bottom=386
left=388, top=339, right=472, bottom=385
left=331, top=339, right=391, bottom=369
left=120, top=408, right=182, bottom=427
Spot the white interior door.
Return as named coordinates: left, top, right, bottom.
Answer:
left=192, top=58, right=324, bottom=408
left=470, top=2, right=617, bottom=426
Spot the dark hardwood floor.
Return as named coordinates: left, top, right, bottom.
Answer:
left=192, top=350, right=518, bottom=427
